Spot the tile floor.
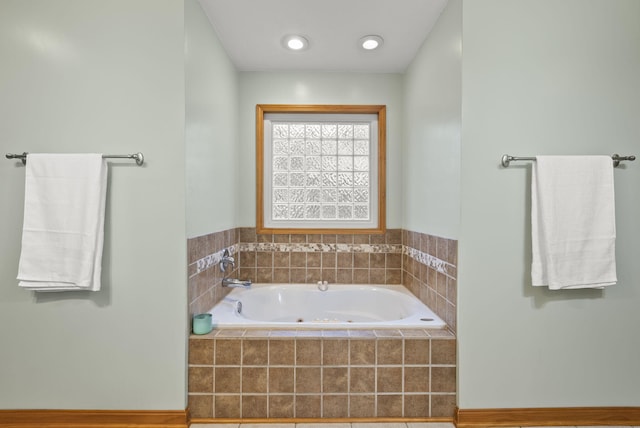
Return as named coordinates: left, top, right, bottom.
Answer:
left=190, top=424, right=640, bottom=428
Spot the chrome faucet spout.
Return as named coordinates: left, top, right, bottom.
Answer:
left=222, top=278, right=252, bottom=288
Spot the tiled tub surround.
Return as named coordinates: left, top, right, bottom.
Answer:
left=402, top=231, right=457, bottom=333
left=237, top=228, right=404, bottom=286
left=188, top=328, right=456, bottom=420
left=187, top=228, right=458, bottom=420
left=188, top=228, right=458, bottom=332
left=188, top=228, right=240, bottom=319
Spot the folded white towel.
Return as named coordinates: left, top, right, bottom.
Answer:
left=17, top=154, right=107, bottom=291
left=531, top=156, right=617, bottom=290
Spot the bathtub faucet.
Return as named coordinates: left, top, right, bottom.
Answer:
left=222, top=278, right=252, bottom=288
left=219, top=249, right=235, bottom=273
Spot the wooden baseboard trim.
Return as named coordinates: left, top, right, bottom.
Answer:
left=190, top=417, right=454, bottom=424
left=0, top=409, right=188, bottom=428
left=456, top=407, right=640, bottom=427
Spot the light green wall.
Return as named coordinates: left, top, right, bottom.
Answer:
left=0, top=0, right=187, bottom=409
left=185, top=0, right=239, bottom=238
left=2, top=0, right=639, bottom=413
left=458, top=0, right=640, bottom=408
left=237, top=72, right=404, bottom=228
left=403, top=0, right=461, bottom=239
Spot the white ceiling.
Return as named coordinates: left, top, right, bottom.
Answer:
left=197, top=0, right=448, bottom=73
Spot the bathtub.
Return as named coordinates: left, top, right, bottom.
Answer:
left=209, top=283, right=446, bottom=329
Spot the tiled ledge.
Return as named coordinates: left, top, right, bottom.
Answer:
left=190, top=328, right=455, bottom=339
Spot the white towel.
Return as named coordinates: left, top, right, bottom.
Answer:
left=531, top=156, right=617, bottom=290
left=17, top=154, right=107, bottom=291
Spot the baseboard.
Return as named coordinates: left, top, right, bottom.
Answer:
left=456, top=406, right=640, bottom=427
left=0, top=409, right=188, bottom=428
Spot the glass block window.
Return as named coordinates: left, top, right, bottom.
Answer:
left=257, top=105, right=386, bottom=233
left=270, top=121, right=371, bottom=221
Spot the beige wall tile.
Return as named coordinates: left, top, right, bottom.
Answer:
left=189, top=338, right=214, bottom=365
left=336, top=234, right=353, bottom=244
left=323, top=339, right=349, bottom=365
left=370, top=253, right=385, bottom=269
left=321, top=268, right=336, bottom=283
left=239, top=227, right=256, bottom=243
left=215, top=339, right=241, bottom=365
left=257, top=267, right=273, bottom=283
left=370, top=269, right=385, bottom=284
left=188, top=366, right=213, bottom=393
left=273, top=268, right=290, bottom=283
left=354, top=269, right=369, bottom=284
left=188, top=394, right=213, bottom=418
left=269, top=367, right=294, bottom=393
left=214, top=367, right=240, bottom=393
left=404, top=366, right=429, bottom=392
left=336, top=268, right=353, bottom=283
left=377, top=339, right=403, bottom=365
left=290, top=234, right=306, bottom=243
left=295, top=367, right=321, bottom=393
left=295, top=395, right=321, bottom=418
left=269, top=395, right=294, bottom=418
left=307, top=252, right=321, bottom=267
left=240, top=251, right=256, bottom=268
left=290, top=268, right=306, bottom=283
left=242, top=395, right=268, bottom=418
left=431, top=366, right=456, bottom=392
left=386, top=253, right=402, bottom=269
left=404, top=394, right=429, bottom=417
left=431, top=394, right=457, bottom=417
left=350, top=367, right=375, bottom=393
left=432, top=339, right=456, bottom=365
left=269, top=339, right=295, bottom=365
left=257, top=233, right=273, bottom=243
left=350, top=340, right=375, bottom=365
left=306, top=268, right=321, bottom=283
left=377, top=394, right=403, bottom=417
left=215, top=395, right=240, bottom=418
left=405, top=339, right=430, bottom=365
left=242, top=367, right=267, bottom=393
left=274, top=234, right=290, bottom=243
left=273, top=252, right=290, bottom=267
left=323, top=367, right=348, bottom=393
left=321, top=252, right=336, bottom=268
left=349, top=395, right=375, bottom=417
left=323, top=394, right=349, bottom=417
left=290, top=252, right=306, bottom=267
left=377, top=367, right=403, bottom=392
left=386, top=229, right=402, bottom=244
left=354, top=253, right=369, bottom=268
left=337, top=253, right=353, bottom=268
left=243, top=339, right=268, bottom=365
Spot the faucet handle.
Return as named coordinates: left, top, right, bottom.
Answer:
left=220, top=248, right=236, bottom=272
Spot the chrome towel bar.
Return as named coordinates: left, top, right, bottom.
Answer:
left=501, top=153, right=635, bottom=168
left=5, top=152, right=144, bottom=166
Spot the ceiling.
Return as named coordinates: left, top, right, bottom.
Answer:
left=197, top=0, right=448, bottom=73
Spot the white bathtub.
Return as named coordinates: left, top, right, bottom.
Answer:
left=209, top=283, right=446, bottom=329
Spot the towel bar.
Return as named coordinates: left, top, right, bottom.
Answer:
left=5, top=152, right=144, bottom=166
left=501, top=153, right=635, bottom=168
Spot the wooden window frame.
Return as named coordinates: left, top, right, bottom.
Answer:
left=256, top=104, right=386, bottom=235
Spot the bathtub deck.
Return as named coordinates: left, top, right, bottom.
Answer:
left=191, top=327, right=455, bottom=339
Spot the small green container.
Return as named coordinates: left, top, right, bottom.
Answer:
left=193, top=313, right=213, bottom=335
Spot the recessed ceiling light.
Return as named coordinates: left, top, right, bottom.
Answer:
left=359, top=35, right=384, bottom=51
left=282, top=35, right=309, bottom=51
